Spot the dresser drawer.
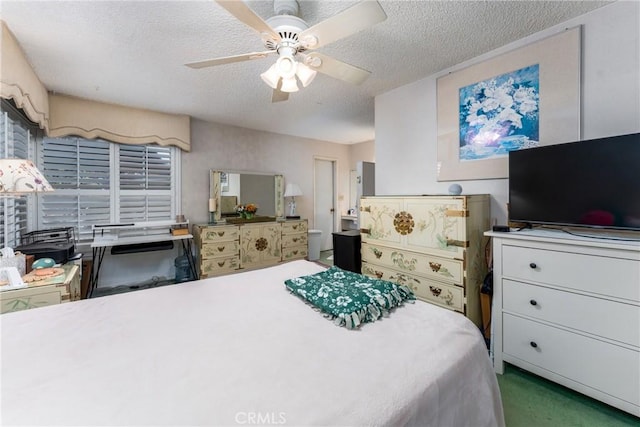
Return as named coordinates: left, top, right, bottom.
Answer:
left=503, top=313, right=640, bottom=406
left=282, top=245, right=308, bottom=261
left=362, top=242, right=463, bottom=285
left=503, top=279, right=640, bottom=347
left=201, top=241, right=239, bottom=259
left=200, top=255, right=240, bottom=277
left=282, top=233, right=307, bottom=248
left=362, top=261, right=464, bottom=312
left=198, top=226, right=240, bottom=243
left=282, top=221, right=307, bottom=234
left=0, top=288, right=63, bottom=313
left=502, top=244, right=640, bottom=302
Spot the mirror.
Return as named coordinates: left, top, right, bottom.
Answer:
left=210, top=170, right=285, bottom=222
left=349, top=170, right=358, bottom=215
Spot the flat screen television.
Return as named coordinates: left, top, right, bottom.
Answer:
left=508, top=132, right=640, bottom=231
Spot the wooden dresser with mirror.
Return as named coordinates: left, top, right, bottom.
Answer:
left=193, top=170, right=307, bottom=278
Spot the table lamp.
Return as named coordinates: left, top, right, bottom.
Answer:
left=284, top=183, right=302, bottom=218
left=0, top=158, right=54, bottom=195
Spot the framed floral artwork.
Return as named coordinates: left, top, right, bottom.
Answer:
left=437, top=27, right=581, bottom=181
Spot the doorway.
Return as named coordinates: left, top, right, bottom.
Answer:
left=313, top=157, right=337, bottom=251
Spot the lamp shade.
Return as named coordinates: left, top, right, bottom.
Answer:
left=260, top=63, right=280, bottom=89
left=0, top=158, right=54, bottom=194
left=296, top=63, right=317, bottom=88
left=280, top=77, right=299, bottom=93
left=284, top=183, right=303, bottom=198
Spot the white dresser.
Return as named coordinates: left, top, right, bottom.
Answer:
left=487, top=229, right=640, bottom=416
left=360, top=195, right=490, bottom=327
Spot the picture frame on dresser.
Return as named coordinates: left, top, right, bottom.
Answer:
left=436, top=27, right=581, bottom=181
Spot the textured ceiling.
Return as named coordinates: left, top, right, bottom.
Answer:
left=1, top=0, right=610, bottom=144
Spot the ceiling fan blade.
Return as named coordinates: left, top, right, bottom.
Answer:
left=272, top=89, right=289, bottom=103
left=185, top=51, right=274, bottom=69
left=298, top=1, right=387, bottom=50
left=303, top=52, right=371, bottom=86
left=272, top=79, right=289, bottom=103
left=215, top=0, right=281, bottom=43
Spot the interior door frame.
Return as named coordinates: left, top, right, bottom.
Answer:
left=313, top=156, right=338, bottom=250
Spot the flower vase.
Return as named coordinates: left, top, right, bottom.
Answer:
left=245, top=213, right=254, bottom=220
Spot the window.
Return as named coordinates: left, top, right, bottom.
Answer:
left=1, top=101, right=181, bottom=249
left=0, top=105, right=36, bottom=248
left=38, top=137, right=181, bottom=244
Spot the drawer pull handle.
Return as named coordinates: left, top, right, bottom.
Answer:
left=530, top=341, right=538, bottom=348
left=218, top=231, right=225, bottom=237
left=429, top=286, right=442, bottom=297
left=529, top=262, right=537, bottom=269
left=217, top=246, right=225, bottom=252
left=529, top=299, right=537, bottom=306
left=217, top=261, right=226, bottom=267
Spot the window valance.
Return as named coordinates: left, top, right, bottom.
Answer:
left=48, top=94, right=191, bottom=152
left=0, top=21, right=49, bottom=131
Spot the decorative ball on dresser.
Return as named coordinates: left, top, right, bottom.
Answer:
left=448, top=183, right=463, bottom=195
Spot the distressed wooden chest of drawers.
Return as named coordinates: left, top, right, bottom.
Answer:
left=360, top=195, right=490, bottom=327
left=0, top=263, right=80, bottom=313
left=193, top=224, right=240, bottom=278
left=193, top=219, right=308, bottom=278
left=281, top=220, right=308, bottom=261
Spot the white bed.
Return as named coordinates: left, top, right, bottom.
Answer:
left=0, top=260, right=504, bottom=426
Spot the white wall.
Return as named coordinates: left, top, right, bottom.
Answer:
left=375, top=1, right=640, bottom=226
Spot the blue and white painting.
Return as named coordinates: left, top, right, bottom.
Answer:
left=459, top=64, right=539, bottom=161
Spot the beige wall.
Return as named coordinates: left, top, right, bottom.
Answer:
left=348, top=140, right=375, bottom=170
left=182, top=118, right=355, bottom=229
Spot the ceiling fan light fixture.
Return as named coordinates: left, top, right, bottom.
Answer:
left=280, top=76, right=299, bottom=93
left=260, top=63, right=281, bottom=89
left=296, top=62, right=317, bottom=87
left=276, top=54, right=297, bottom=79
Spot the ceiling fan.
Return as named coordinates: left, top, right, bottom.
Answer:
left=185, top=0, right=387, bottom=102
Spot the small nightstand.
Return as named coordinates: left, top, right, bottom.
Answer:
left=0, top=263, right=80, bottom=314
left=332, top=230, right=362, bottom=273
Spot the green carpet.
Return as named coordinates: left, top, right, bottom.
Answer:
left=498, top=364, right=639, bottom=427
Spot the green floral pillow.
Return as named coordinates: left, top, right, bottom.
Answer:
left=284, top=266, right=415, bottom=329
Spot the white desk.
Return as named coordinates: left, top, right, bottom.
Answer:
left=89, top=222, right=197, bottom=297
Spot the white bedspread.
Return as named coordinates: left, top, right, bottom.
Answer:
left=0, top=260, right=504, bottom=426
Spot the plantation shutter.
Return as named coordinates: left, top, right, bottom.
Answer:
left=37, top=138, right=178, bottom=244
left=0, top=110, right=31, bottom=247
left=39, top=137, right=111, bottom=241
left=118, top=144, right=172, bottom=223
